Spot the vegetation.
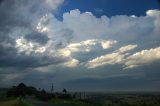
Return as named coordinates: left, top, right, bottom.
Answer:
left=7, top=83, right=54, bottom=101
left=85, top=93, right=160, bottom=106
left=0, top=99, right=18, bottom=106
left=0, top=98, right=33, bottom=106
left=18, top=98, right=34, bottom=106
left=1, top=83, right=160, bottom=106
left=7, top=83, right=37, bottom=98
left=49, top=98, right=91, bottom=106
left=0, top=88, right=9, bottom=101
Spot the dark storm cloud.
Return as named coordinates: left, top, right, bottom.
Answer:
left=0, top=0, right=52, bottom=38
left=0, top=43, right=67, bottom=68
left=0, top=0, right=67, bottom=69
left=25, top=32, right=49, bottom=45
left=0, top=0, right=40, bottom=42
left=54, top=28, right=73, bottom=49
left=0, top=0, right=35, bottom=28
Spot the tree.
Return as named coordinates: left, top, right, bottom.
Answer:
left=7, top=86, right=16, bottom=97
left=7, top=83, right=38, bottom=97
left=62, top=89, right=67, bottom=94
left=15, top=83, right=27, bottom=97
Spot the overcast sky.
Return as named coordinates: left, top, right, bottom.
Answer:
left=0, top=0, right=160, bottom=92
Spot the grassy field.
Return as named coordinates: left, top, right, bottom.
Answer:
left=49, top=98, right=92, bottom=106
left=86, top=93, right=160, bottom=106
left=1, top=87, right=160, bottom=106
left=0, top=98, right=33, bottom=106
left=0, top=99, right=18, bottom=106
left=0, top=89, right=8, bottom=101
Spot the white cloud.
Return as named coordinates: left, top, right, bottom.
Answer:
left=86, top=44, right=137, bottom=68
left=82, top=39, right=98, bottom=46
left=57, top=39, right=97, bottom=56
left=1, top=0, right=160, bottom=71
left=16, top=38, right=47, bottom=54
left=86, top=45, right=160, bottom=69
left=61, top=59, right=80, bottom=68
left=116, top=45, right=138, bottom=53
left=17, top=8, right=159, bottom=68
left=63, top=9, right=109, bottom=41
left=124, top=47, right=160, bottom=69
left=16, top=38, right=34, bottom=54
left=62, top=9, right=160, bottom=43
left=44, top=0, right=64, bottom=10
left=36, top=14, right=50, bottom=33
left=146, top=9, right=160, bottom=17
left=58, top=39, right=117, bottom=57
left=39, top=9, right=160, bottom=69
left=86, top=52, right=125, bottom=68
left=101, top=40, right=117, bottom=49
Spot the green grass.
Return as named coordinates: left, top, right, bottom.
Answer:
left=0, top=98, right=34, bottom=106
left=0, top=89, right=8, bottom=101
left=49, top=98, right=92, bottom=106
left=18, top=98, right=34, bottom=106
left=0, top=99, right=18, bottom=106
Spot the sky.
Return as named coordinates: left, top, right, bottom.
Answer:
left=0, top=0, right=160, bottom=92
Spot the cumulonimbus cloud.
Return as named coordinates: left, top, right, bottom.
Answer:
left=0, top=0, right=160, bottom=70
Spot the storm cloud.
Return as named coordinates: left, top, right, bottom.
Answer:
left=0, top=0, right=160, bottom=91
left=0, top=0, right=68, bottom=68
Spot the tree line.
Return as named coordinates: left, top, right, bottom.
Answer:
left=7, top=83, right=71, bottom=101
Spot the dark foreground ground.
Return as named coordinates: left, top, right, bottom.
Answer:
left=1, top=88, right=160, bottom=106
left=86, top=92, right=160, bottom=106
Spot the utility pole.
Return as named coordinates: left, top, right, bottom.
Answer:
left=51, top=83, right=54, bottom=94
